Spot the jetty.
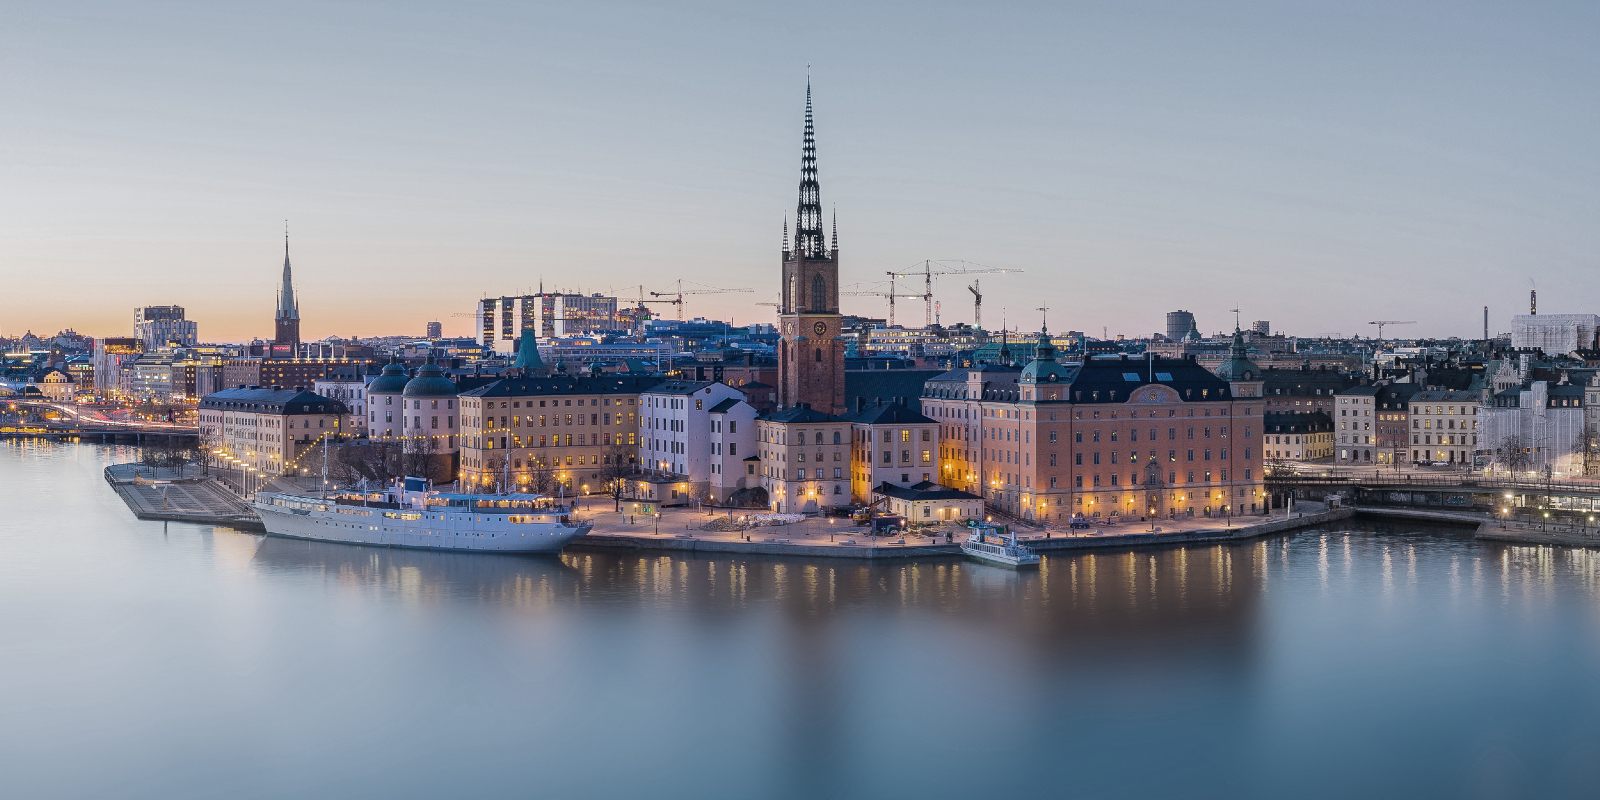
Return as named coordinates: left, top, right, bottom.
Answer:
left=104, top=464, right=264, bottom=531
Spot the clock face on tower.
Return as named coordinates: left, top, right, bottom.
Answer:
left=783, top=321, right=794, bottom=336
left=813, top=321, right=827, bottom=336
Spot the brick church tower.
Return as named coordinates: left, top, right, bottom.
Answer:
left=778, top=82, right=846, bottom=414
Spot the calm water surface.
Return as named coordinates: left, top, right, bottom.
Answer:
left=6, top=442, right=1600, bottom=799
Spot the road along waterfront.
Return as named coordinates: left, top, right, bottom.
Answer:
left=11, top=438, right=1600, bottom=799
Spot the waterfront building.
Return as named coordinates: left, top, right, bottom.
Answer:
left=846, top=401, right=939, bottom=503
left=638, top=380, right=751, bottom=499
left=399, top=356, right=462, bottom=482
left=1407, top=390, right=1479, bottom=465
left=756, top=403, right=851, bottom=512
left=33, top=369, right=75, bottom=402
left=707, top=397, right=760, bottom=504
left=1481, top=380, right=1587, bottom=476
left=1263, top=412, right=1334, bottom=464
left=1261, top=364, right=1357, bottom=418
left=872, top=481, right=983, bottom=523
left=365, top=359, right=411, bottom=440
left=923, top=332, right=1265, bottom=522
left=458, top=373, right=660, bottom=493
left=134, top=306, right=198, bottom=349
left=1336, top=383, right=1420, bottom=465
left=198, top=387, right=350, bottom=477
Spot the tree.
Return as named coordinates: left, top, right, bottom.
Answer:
left=527, top=455, right=557, bottom=496
left=404, top=433, right=441, bottom=482
left=601, top=443, right=636, bottom=511
left=1581, top=428, right=1600, bottom=477
left=1500, top=433, right=1530, bottom=481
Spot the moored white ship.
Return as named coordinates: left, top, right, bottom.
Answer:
left=960, top=522, right=1041, bottom=568
left=251, top=477, right=591, bottom=554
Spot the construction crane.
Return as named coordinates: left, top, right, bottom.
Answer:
left=841, top=285, right=925, bottom=327
left=886, top=260, right=1024, bottom=328
left=1368, top=320, right=1416, bottom=341
left=650, top=280, right=753, bottom=321
left=968, top=281, right=982, bottom=332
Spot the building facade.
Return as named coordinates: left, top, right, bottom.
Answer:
left=637, top=380, right=751, bottom=499
left=199, top=387, right=350, bottom=477
left=756, top=403, right=851, bottom=513
left=1263, top=412, right=1334, bottom=464
left=134, top=306, right=198, bottom=348
left=1407, top=390, right=1479, bottom=465
left=1481, top=380, right=1587, bottom=477
left=458, top=374, right=660, bottom=493
left=846, top=401, right=939, bottom=502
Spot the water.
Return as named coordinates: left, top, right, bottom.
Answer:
left=6, top=442, right=1600, bottom=799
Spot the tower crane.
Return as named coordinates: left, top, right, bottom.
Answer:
left=841, top=285, right=925, bottom=327
left=1368, top=320, right=1416, bottom=341
left=886, top=260, right=1024, bottom=328
left=650, top=280, right=753, bottom=320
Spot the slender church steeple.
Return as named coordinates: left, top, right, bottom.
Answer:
left=273, top=225, right=301, bottom=350
left=795, top=79, right=825, bottom=258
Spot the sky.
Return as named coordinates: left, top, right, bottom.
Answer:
left=3, top=0, right=1599, bottom=343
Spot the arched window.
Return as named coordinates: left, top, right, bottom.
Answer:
left=815, top=347, right=822, bottom=362
left=811, top=274, right=826, bottom=313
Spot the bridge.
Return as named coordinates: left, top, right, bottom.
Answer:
left=1267, top=472, right=1600, bottom=522
left=3, top=400, right=198, bottom=441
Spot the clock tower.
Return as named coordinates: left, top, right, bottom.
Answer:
left=778, top=82, right=846, bottom=415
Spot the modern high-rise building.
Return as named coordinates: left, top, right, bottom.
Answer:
left=426, top=321, right=442, bottom=339
left=134, top=306, right=197, bottom=348
left=777, top=81, right=846, bottom=415
left=474, top=292, right=622, bottom=353
left=1166, top=310, right=1197, bottom=341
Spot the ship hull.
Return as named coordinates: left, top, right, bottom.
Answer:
left=251, top=494, right=590, bottom=554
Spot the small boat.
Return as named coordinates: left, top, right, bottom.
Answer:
left=960, top=522, right=1041, bottom=568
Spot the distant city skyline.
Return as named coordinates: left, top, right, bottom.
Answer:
left=5, top=1, right=1598, bottom=341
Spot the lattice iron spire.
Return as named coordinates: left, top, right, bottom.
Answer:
left=830, top=207, right=837, bottom=254
left=795, top=79, right=825, bottom=258
left=783, top=218, right=789, bottom=252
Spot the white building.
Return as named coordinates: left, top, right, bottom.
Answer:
left=1481, top=381, right=1587, bottom=477
left=198, top=387, right=351, bottom=479
left=365, top=359, right=411, bottom=440
left=314, top=367, right=373, bottom=432
left=706, top=396, right=759, bottom=504
left=638, top=380, right=750, bottom=501
left=135, top=306, right=198, bottom=348
left=1509, top=314, right=1600, bottom=356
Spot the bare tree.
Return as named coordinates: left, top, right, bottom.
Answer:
left=404, top=434, right=441, bottom=482
left=1581, top=428, right=1600, bottom=477
left=1500, top=433, right=1530, bottom=481
left=527, top=455, right=556, bottom=497
left=602, top=443, right=636, bottom=510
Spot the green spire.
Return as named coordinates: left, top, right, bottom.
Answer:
left=513, top=333, right=544, bottom=372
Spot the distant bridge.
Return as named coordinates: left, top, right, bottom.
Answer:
left=1268, top=472, right=1600, bottom=518
left=5, top=400, right=198, bottom=440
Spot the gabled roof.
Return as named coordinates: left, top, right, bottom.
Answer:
left=200, top=387, right=348, bottom=415
left=872, top=481, right=980, bottom=502
left=707, top=398, right=743, bottom=414
left=644, top=380, right=720, bottom=396
left=761, top=403, right=845, bottom=424
left=846, top=402, right=934, bottom=425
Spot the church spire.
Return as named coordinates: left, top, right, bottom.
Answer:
left=830, top=207, right=837, bottom=255
left=795, top=79, right=825, bottom=258
left=278, top=224, right=298, bottom=321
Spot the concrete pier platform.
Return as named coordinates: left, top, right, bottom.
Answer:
left=104, top=464, right=264, bottom=531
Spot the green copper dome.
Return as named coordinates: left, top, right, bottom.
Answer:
left=402, top=357, right=458, bottom=397
left=367, top=358, right=410, bottom=393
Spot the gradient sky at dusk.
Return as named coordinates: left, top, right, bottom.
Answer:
left=4, top=1, right=1599, bottom=343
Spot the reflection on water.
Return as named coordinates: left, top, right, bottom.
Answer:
left=10, top=441, right=1600, bottom=799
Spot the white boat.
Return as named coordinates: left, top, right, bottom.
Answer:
left=251, top=476, right=591, bottom=554
left=960, top=522, right=1041, bottom=568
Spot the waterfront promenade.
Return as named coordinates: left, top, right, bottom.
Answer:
left=103, top=464, right=263, bottom=530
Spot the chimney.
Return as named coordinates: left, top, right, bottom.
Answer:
left=1531, top=289, right=1537, bottom=315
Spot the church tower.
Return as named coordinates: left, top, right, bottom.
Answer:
left=778, top=81, right=846, bottom=414
left=274, top=231, right=301, bottom=350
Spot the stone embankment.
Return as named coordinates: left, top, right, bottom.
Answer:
left=104, top=464, right=264, bottom=531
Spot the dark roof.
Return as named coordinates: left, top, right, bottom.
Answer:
left=872, top=481, right=981, bottom=502
left=846, top=402, right=934, bottom=425
left=845, top=369, right=941, bottom=413
left=402, top=360, right=458, bottom=397
left=739, top=381, right=774, bottom=389
left=707, top=398, right=743, bottom=414
left=1264, top=411, right=1333, bottom=433
left=646, top=380, right=719, bottom=396
left=761, top=403, right=845, bottom=424
left=1062, top=356, right=1230, bottom=404
left=368, top=360, right=410, bottom=393
left=461, top=375, right=664, bottom=398
left=200, top=387, right=349, bottom=415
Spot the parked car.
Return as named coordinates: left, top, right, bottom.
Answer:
left=1069, top=518, right=1091, bottom=529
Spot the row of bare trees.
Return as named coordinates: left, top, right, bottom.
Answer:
left=139, top=438, right=202, bottom=477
